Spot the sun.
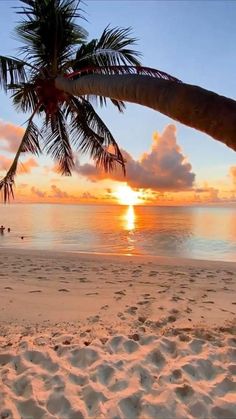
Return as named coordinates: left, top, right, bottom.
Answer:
left=114, top=184, right=142, bottom=206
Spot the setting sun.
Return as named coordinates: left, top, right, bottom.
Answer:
left=114, top=184, right=143, bottom=206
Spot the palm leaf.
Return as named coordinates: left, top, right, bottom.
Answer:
left=69, top=64, right=182, bottom=83
left=15, top=0, right=87, bottom=71
left=71, top=26, right=141, bottom=110
left=11, top=82, right=39, bottom=113
left=0, top=56, right=26, bottom=92
left=0, top=118, right=41, bottom=202
left=20, top=121, right=41, bottom=154
left=42, top=109, right=74, bottom=175
left=73, top=26, right=141, bottom=70
left=67, top=97, right=125, bottom=173
left=79, top=94, right=126, bottom=113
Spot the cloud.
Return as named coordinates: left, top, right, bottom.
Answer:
left=0, top=155, right=38, bottom=175
left=31, top=186, right=46, bottom=198
left=18, top=158, right=39, bottom=174
left=0, top=155, right=12, bottom=171
left=0, top=121, right=24, bottom=153
left=0, top=156, right=38, bottom=174
left=31, top=185, right=75, bottom=200
left=79, top=192, right=98, bottom=200
left=204, top=187, right=220, bottom=202
left=74, top=125, right=195, bottom=191
left=50, top=184, right=74, bottom=199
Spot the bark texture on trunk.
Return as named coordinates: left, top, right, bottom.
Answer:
left=56, top=74, right=236, bottom=151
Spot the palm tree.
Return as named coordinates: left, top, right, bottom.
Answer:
left=0, top=0, right=235, bottom=201
left=0, top=0, right=147, bottom=200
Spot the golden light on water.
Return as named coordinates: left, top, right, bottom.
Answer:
left=125, top=205, right=135, bottom=231
left=114, top=184, right=143, bottom=206
left=123, top=205, right=136, bottom=254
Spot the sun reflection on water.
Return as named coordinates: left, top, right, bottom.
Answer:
left=123, top=205, right=137, bottom=255
left=124, top=205, right=135, bottom=231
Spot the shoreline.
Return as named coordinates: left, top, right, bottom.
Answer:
left=1, top=246, right=236, bottom=269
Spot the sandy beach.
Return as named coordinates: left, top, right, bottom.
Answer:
left=0, top=249, right=235, bottom=418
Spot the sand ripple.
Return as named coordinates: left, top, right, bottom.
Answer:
left=0, top=329, right=236, bottom=419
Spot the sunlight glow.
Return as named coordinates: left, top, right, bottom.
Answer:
left=114, top=184, right=143, bottom=206
left=125, top=205, right=135, bottom=230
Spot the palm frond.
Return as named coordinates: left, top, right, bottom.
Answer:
left=15, top=0, right=87, bottom=71
left=11, top=82, right=39, bottom=113
left=42, top=109, right=74, bottom=175
left=78, top=94, right=126, bottom=113
left=70, top=26, right=141, bottom=110
left=20, top=121, right=41, bottom=154
left=0, top=118, right=41, bottom=202
left=68, top=65, right=182, bottom=83
left=73, top=26, right=141, bottom=70
left=110, top=98, right=126, bottom=112
left=67, top=97, right=125, bottom=173
left=0, top=56, right=26, bottom=92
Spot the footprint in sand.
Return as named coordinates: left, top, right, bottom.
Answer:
left=87, top=315, right=100, bottom=323
left=185, top=307, right=192, bottom=314
left=29, top=290, right=42, bottom=293
left=170, top=308, right=179, bottom=314
left=171, top=296, right=184, bottom=302
left=149, top=271, right=158, bottom=277
left=203, top=301, right=214, bottom=304
left=125, top=306, right=138, bottom=315
left=114, top=290, right=126, bottom=296
left=137, top=300, right=149, bottom=306
left=117, top=312, right=126, bottom=320
left=78, top=277, right=90, bottom=283
left=132, top=269, right=142, bottom=274
left=167, top=315, right=177, bottom=323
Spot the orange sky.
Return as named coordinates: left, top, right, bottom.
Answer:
left=0, top=120, right=236, bottom=206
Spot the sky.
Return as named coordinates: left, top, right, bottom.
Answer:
left=0, top=0, right=236, bottom=205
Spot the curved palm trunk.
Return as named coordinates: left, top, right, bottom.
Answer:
left=56, top=74, right=236, bottom=152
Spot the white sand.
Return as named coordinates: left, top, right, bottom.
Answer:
left=0, top=249, right=235, bottom=418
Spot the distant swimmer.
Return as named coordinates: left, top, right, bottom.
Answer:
left=21, top=236, right=24, bottom=240
left=0, top=225, right=5, bottom=235
left=7, top=228, right=10, bottom=233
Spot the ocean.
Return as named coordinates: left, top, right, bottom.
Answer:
left=0, top=204, right=236, bottom=262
